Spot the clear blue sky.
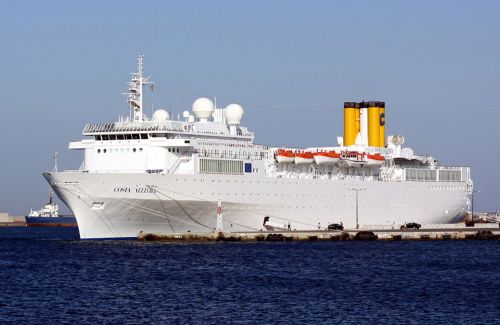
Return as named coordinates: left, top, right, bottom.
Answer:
left=0, top=1, right=499, bottom=215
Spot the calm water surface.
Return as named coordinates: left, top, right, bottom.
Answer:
left=0, top=227, right=499, bottom=324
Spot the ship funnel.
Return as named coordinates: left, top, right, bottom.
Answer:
left=343, top=102, right=358, bottom=147
left=343, top=100, right=386, bottom=148
left=379, top=101, right=386, bottom=147
left=368, top=101, right=380, bottom=147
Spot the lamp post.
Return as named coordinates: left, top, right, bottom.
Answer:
left=349, top=188, right=366, bottom=229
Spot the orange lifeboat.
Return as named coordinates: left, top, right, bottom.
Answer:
left=338, top=151, right=367, bottom=167
left=295, top=151, right=314, bottom=165
left=367, top=153, right=385, bottom=167
left=276, top=149, right=295, bottom=163
left=313, top=151, right=340, bottom=165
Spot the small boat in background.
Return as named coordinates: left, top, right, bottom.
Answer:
left=25, top=190, right=77, bottom=227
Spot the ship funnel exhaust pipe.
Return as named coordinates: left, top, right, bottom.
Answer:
left=343, top=100, right=386, bottom=148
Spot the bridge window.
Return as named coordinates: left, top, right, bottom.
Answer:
left=438, top=170, right=462, bottom=182
left=405, top=168, right=436, bottom=182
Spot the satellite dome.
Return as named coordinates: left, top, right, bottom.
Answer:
left=224, top=103, right=244, bottom=125
left=192, top=97, right=215, bottom=121
left=152, top=109, right=170, bottom=121
left=388, top=135, right=405, bottom=146
left=182, top=110, right=190, bottom=118
left=187, top=114, right=195, bottom=123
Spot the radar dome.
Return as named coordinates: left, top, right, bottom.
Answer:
left=192, top=97, right=215, bottom=121
left=388, top=135, right=405, bottom=146
left=224, top=103, right=244, bottom=125
left=187, top=114, right=195, bottom=123
left=152, top=109, right=170, bottom=121
left=182, top=110, right=190, bottom=118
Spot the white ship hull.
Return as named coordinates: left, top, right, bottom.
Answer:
left=44, top=172, right=469, bottom=239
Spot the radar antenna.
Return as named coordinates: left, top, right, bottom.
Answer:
left=126, top=54, right=154, bottom=122
left=52, top=152, right=58, bottom=172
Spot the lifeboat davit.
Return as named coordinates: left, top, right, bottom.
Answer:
left=367, top=153, right=385, bottom=167
left=338, top=151, right=367, bottom=167
left=313, top=151, right=340, bottom=165
left=276, top=149, right=295, bottom=163
left=295, top=151, right=314, bottom=165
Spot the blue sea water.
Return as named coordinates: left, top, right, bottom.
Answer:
left=0, top=227, right=499, bottom=324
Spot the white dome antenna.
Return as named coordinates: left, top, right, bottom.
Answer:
left=224, top=103, right=244, bottom=135
left=192, top=97, right=215, bottom=122
left=152, top=109, right=170, bottom=121
left=182, top=110, right=190, bottom=121
left=224, top=104, right=244, bottom=125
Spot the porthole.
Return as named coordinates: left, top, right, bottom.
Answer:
left=103, top=149, right=107, bottom=153
left=133, top=148, right=136, bottom=153
left=97, top=149, right=101, bottom=153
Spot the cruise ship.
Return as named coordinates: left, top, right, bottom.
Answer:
left=44, top=55, right=472, bottom=239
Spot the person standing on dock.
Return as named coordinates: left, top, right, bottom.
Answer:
left=288, top=222, right=291, bottom=231
left=318, top=222, right=321, bottom=230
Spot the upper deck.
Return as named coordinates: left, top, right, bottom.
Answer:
left=83, top=120, right=254, bottom=141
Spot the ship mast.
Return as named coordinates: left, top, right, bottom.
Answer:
left=127, top=54, right=153, bottom=122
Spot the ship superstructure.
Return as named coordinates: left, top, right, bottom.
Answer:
left=44, top=55, right=472, bottom=239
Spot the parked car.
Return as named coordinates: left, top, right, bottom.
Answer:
left=327, top=223, right=344, bottom=231
left=400, top=222, right=421, bottom=230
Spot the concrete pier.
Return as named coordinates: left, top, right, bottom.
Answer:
left=138, top=224, right=500, bottom=242
left=0, top=212, right=26, bottom=227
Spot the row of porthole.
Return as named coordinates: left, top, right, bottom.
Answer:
left=97, top=148, right=143, bottom=154
left=175, top=178, right=466, bottom=189
left=179, top=190, right=458, bottom=200
left=174, top=198, right=439, bottom=211
left=171, top=177, right=466, bottom=190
